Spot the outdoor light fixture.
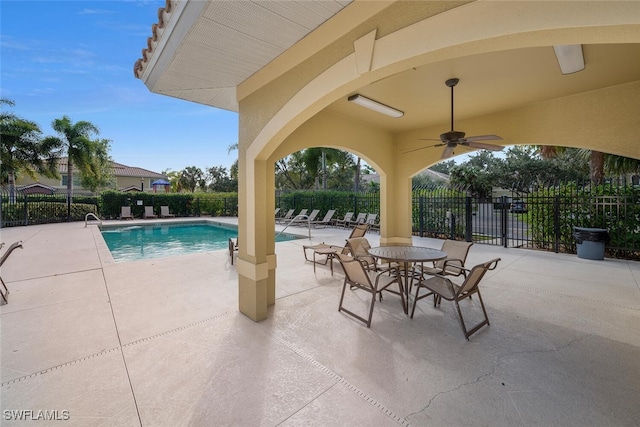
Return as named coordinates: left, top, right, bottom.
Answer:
left=347, top=94, right=404, bottom=118
left=553, top=44, right=585, bottom=75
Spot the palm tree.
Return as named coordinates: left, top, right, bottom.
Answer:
left=539, top=145, right=606, bottom=185
left=49, top=116, right=100, bottom=202
left=1, top=99, right=60, bottom=201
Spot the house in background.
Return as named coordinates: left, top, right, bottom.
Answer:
left=14, top=158, right=167, bottom=194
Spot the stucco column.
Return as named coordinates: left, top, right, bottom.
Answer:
left=379, top=159, right=414, bottom=246
left=237, top=150, right=274, bottom=321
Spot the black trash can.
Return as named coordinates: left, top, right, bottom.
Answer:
left=573, top=227, right=610, bottom=260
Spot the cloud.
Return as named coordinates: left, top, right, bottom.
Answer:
left=79, top=8, right=115, bottom=15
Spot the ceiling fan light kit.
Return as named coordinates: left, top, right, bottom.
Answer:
left=347, top=94, right=404, bottom=118
left=553, top=44, right=585, bottom=75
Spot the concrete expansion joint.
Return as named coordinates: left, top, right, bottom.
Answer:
left=270, top=334, right=410, bottom=426
left=0, top=310, right=237, bottom=388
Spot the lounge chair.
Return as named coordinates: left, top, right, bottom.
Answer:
left=347, top=212, right=367, bottom=227
left=365, top=213, right=378, bottom=226
left=291, top=209, right=319, bottom=225
left=310, top=209, right=336, bottom=228
left=160, top=206, right=175, bottom=218
left=229, top=238, right=238, bottom=265
left=303, top=223, right=369, bottom=274
left=274, top=208, right=280, bottom=217
left=335, top=253, right=405, bottom=328
left=411, top=258, right=501, bottom=340
left=144, top=206, right=157, bottom=219
left=335, top=212, right=354, bottom=228
left=276, top=209, right=295, bottom=224
left=0, top=241, right=23, bottom=305
left=120, top=206, right=134, bottom=220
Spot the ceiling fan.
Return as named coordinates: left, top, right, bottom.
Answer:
left=406, top=78, right=503, bottom=159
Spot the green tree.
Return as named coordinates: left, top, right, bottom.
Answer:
left=49, top=116, right=108, bottom=201
left=179, top=166, right=205, bottom=192
left=1, top=99, right=61, bottom=201
left=79, top=138, right=114, bottom=192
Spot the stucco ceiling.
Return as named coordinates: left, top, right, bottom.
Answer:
left=138, top=1, right=640, bottom=140
left=328, top=43, right=640, bottom=135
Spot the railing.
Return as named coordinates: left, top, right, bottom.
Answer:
left=84, top=213, right=102, bottom=228
left=276, top=215, right=311, bottom=240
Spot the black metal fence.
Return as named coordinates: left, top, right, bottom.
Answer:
left=412, top=183, right=640, bottom=260
left=1, top=189, right=99, bottom=227
left=4, top=183, right=639, bottom=260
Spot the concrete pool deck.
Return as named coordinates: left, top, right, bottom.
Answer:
left=1, top=218, right=639, bottom=426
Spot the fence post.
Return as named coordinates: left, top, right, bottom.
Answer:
left=501, top=195, right=508, bottom=248
left=553, top=195, right=560, bottom=253
left=419, top=196, right=425, bottom=237
left=23, top=193, right=29, bottom=226
left=465, top=196, right=473, bottom=242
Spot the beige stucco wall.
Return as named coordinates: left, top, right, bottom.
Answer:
left=235, top=0, right=640, bottom=320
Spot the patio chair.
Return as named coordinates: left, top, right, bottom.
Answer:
left=365, top=213, right=378, bottom=226
left=120, top=206, right=134, bottom=220
left=346, top=237, right=379, bottom=271
left=144, top=206, right=157, bottom=219
left=310, top=209, right=336, bottom=228
left=335, top=212, right=354, bottom=228
left=303, top=223, right=369, bottom=273
left=293, top=209, right=319, bottom=225
left=274, top=207, right=280, bottom=217
left=410, top=258, right=501, bottom=340
left=416, top=240, right=474, bottom=279
left=347, top=212, right=367, bottom=227
left=276, top=209, right=295, bottom=224
left=229, top=238, right=238, bottom=265
left=335, top=253, right=405, bottom=328
left=0, top=241, right=23, bottom=305
left=160, top=206, right=175, bottom=218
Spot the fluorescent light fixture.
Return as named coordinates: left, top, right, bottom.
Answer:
left=553, top=44, right=585, bottom=75
left=348, top=94, right=404, bottom=118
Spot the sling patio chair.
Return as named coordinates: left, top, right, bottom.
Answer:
left=276, top=209, right=295, bottom=224
left=347, top=212, right=367, bottom=227
left=160, top=206, right=175, bottom=218
left=0, top=241, right=23, bottom=305
left=410, top=258, right=501, bottom=340
left=415, top=240, right=474, bottom=283
left=144, top=206, right=158, bottom=219
left=303, top=223, right=369, bottom=274
left=120, top=206, right=134, bottom=220
left=335, top=253, right=405, bottom=328
left=274, top=207, right=280, bottom=217
left=345, top=237, right=380, bottom=271
left=228, top=238, right=239, bottom=265
left=293, top=209, right=319, bottom=225
left=310, top=209, right=336, bottom=228
left=335, top=212, right=354, bottom=228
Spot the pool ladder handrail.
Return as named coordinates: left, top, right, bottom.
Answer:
left=276, top=214, right=311, bottom=240
left=85, top=212, right=102, bottom=228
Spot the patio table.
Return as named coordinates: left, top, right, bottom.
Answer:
left=367, top=245, right=446, bottom=314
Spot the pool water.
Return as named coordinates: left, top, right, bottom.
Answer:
left=101, top=222, right=299, bottom=262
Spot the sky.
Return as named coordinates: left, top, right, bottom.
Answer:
left=1, top=0, right=239, bottom=175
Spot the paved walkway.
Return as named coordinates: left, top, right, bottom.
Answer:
left=1, top=219, right=639, bottom=426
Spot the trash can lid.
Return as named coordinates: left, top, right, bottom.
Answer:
left=573, top=227, right=608, bottom=232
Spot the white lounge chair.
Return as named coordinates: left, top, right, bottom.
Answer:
left=160, top=206, right=175, bottom=218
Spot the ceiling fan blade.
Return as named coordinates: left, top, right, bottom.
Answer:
left=441, top=145, right=456, bottom=159
left=403, top=142, right=445, bottom=154
left=464, top=134, right=503, bottom=142
left=465, top=141, right=504, bottom=151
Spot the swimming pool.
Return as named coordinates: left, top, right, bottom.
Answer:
left=101, top=221, right=300, bottom=262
